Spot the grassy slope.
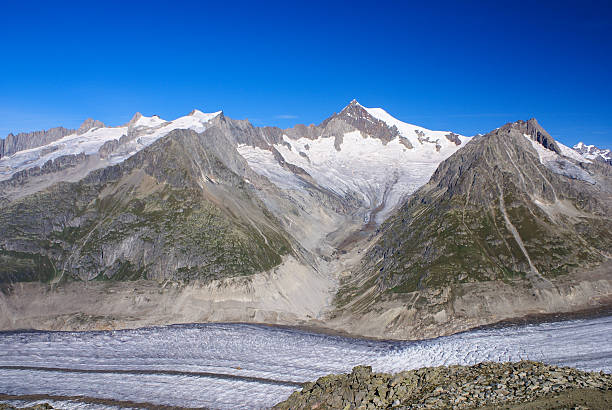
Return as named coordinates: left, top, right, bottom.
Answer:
left=0, top=129, right=292, bottom=283
left=336, top=122, right=612, bottom=311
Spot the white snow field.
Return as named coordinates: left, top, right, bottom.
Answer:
left=0, top=110, right=221, bottom=182
left=574, top=141, right=612, bottom=162
left=1, top=104, right=470, bottom=224
left=238, top=105, right=471, bottom=223
left=524, top=134, right=596, bottom=183
left=0, top=315, right=610, bottom=409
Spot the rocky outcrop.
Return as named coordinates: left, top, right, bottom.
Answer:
left=1, top=127, right=74, bottom=158
left=77, top=118, right=105, bottom=134
left=445, top=132, right=461, bottom=146
left=521, top=118, right=560, bottom=153
left=274, top=361, right=612, bottom=409
left=0, top=126, right=294, bottom=284
left=97, top=138, right=120, bottom=158
left=362, top=119, right=611, bottom=294
left=0, top=403, right=53, bottom=410
left=0, top=153, right=88, bottom=189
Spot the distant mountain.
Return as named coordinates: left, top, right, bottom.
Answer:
left=238, top=99, right=471, bottom=223
left=0, top=126, right=75, bottom=159
left=331, top=119, right=612, bottom=338
left=370, top=119, right=611, bottom=291
left=0, top=103, right=610, bottom=337
left=574, top=141, right=612, bottom=165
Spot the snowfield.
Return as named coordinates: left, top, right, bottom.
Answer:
left=239, top=105, right=471, bottom=222
left=524, top=134, right=596, bottom=184
left=0, top=110, right=221, bottom=182
left=1, top=103, right=470, bottom=224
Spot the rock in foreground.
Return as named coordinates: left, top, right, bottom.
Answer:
left=274, top=361, right=612, bottom=409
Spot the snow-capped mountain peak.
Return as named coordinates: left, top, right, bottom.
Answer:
left=573, top=141, right=612, bottom=164
left=188, top=109, right=223, bottom=121
left=130, top=113, right=167, bottom=129
left=238, top=103, right=472, bottom=223
left=0, top=109, right=222, bottom=182
left=362, top=105, right=470, bottom=151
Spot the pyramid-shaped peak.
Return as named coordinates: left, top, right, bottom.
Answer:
left=500, top=118, right=559, bottom=154
left=339, top=99, right=368, bottom=115
left=77, top=118, right=105, bottom=135
left=345, top=99, right=362, bottom=108
left=127, top=112, right=143, bottom=126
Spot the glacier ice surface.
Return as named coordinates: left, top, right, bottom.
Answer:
left=0, top=315, right=611, bottom=409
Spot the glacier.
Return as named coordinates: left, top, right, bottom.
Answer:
left=0, top=315, right=610, bottom=409
left=0, top=110, right=221, bottom=182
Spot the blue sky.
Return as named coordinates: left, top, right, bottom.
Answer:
left=1, top=0, right=611, bottom=148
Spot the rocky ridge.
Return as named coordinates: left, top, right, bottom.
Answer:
left=0, top=125, right=295, bottom=283
left=328, top=118, right=612, bottom=338
left=0, top=404, right=52, bottom=410
left=574, top=141, right=612, bottom=166
left=274, top=361, right=612, bottom=409
left=0, top=104, right=611, bottom=338
left=0, top=127, right=74, bottom=159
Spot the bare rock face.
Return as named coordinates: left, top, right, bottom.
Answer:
left=0, top=117, right=104, bottom=159
left=445, top=132, right=462, bottom=146
left=334, top=118, right=612, bottom=330
left=0, top=153, right=88, bottom=190
left=0, top=125, right=294, bottom=284
left=321, top=99, right=400, bottom=144
left=1, top=127, right=74, bottom=158
left=97, top=139, right=121, bottom=159
left=77, top=118, right=105, bottom=134
left=522, top=118, right=560, bottom=153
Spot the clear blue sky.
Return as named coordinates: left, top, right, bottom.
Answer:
left=1, top=0, right=611, bottom=148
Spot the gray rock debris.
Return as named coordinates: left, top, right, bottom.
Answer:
left=274, top=361, right=612, bottom=409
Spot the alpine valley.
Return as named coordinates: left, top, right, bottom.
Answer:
left=1, top=101, right=611, bottom=339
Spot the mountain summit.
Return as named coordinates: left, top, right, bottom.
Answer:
left=0, top=105, right=610, bottom=338
left=331, top=117, right=612, bottom=338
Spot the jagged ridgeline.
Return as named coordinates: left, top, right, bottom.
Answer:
left=0, top=125, right=293, bottom=283
left=0, top=101, right=472, bottom=286
left=363, top=119, right=612, bottom=296
left=0, top=102, right=610, bottom=336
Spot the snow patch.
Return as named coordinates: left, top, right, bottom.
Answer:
left=236, top=145, right=304, bottom=190
left=363, top=106, right=471, bottom=151
left=557, top=141, right=591, bottom=163
left=524, top=134, right=595, bottom=184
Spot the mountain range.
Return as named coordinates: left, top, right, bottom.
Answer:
left=0, top=101, right=610, bottom=338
